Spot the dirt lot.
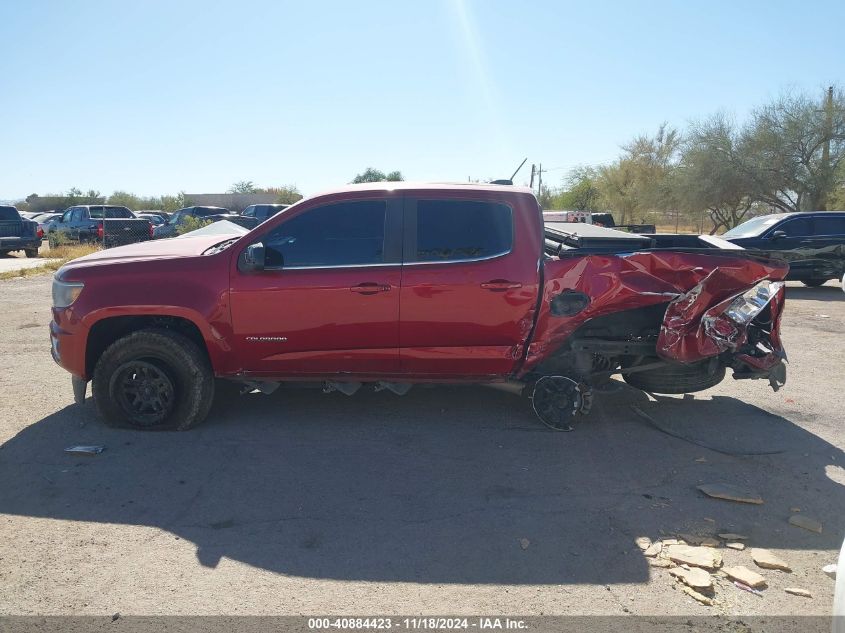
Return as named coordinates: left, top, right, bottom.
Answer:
left=0, top=274, right=843, bottom=617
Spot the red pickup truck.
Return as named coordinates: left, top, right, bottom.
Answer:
left=50, top=183, right=788, bottom=431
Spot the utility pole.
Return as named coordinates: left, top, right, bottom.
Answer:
left=820, top=85, right=834, bottom=210
left=530, top=164, right=536, bottom=189
left=538, top=163, right=543, bottom=199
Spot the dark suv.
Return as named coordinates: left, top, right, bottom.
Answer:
left=241, top=203, right=289, bottom=225
left=723, top=211, right=845, bottom=286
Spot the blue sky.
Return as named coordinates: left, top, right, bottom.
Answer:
left=1, top=0, right=842, bottom=199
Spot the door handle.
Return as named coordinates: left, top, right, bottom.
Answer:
left=350, top=283, right=391, bottom=294
left=480, top=280, right=522, bottom=291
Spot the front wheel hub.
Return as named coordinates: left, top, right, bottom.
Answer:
left=530, top=376, right=591, bottom=431
left=110, top=360, right=176, bottom=427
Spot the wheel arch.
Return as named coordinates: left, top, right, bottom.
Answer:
left=85, top=312, right=212, bottom=378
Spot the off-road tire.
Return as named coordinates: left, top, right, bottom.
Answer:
left=623, top=359, right=726, bottom=394
left=93, top=328, right=214, bottom=430
left=24, top=248, right=38, bottom=258
left=801, top=278, right=828, bottom=287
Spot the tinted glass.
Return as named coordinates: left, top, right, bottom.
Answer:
left=723, top=215, right=784, bottom=238
left=815, top=216, right=845, bottom=235
left=263, top=201, right=386, bottom=267
left=0, top=206, right=19, bottom=221
left=777, top=217, right=812, bottom=237
left=415, top=200, right=512, bottom=262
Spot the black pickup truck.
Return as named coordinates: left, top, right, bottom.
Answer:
left=48, top=205, right=153, bottom=248
left=0, top=205, right=42, bottom=258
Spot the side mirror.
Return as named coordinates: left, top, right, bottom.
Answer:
left=770, top=230, right=787, bottom=240
left=239, top=242, right=266, bottom=272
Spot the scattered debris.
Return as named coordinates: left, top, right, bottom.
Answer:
left=697, top=483, right=764, bottom=505
left=695, top=457, right=707, bottom=463
left=648, top=558, right=673, bottom=568
left=681, top=586, right=714, bottom=606
left=635, top=537, right=653, bottom=551
left=726, top=542, right=746, bottom=551
left=644, top=541, right=663, bottom=557
left=662, top=538, right=682, bottom=546
left=64, top=445, right=105, bottom=455
left=823, top=564, right=837, bottom=579
left=751, top=548, right=791, bottom=572
left=679, top=534, right=720, bottom=548
left=788, top=514, right=822, bottom=533
left=519, top=538, right=530, bottom=550
left=784, top=587, right=813, bottom=598
left=733, top=581, right=764, bottom=597
left=718, top=533, right=748, bottom=540
left=112, top=613, right=120, bottom=622
left=670, top=566, right=713, bottom=591
left=666, top=545, right=722, bottom=570
left=722, top=566, right=767, bottom=589
left=790, top=507, right=801, bottom=513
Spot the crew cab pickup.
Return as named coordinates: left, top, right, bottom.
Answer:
left=0, top=205, right=42, bottom=258
left=50, top=183, right=789, bottom=431
left=48, top=205, right=153, bottom=248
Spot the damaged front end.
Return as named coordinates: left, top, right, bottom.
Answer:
left=660, top=277, right=787, bottom=391
left=521, top=249, right=789, bottom=429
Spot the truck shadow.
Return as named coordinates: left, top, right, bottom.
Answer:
left=0, top=384, right=843, bottom=585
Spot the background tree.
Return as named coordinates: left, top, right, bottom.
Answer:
left=351, top=168, right=404, bottom=183
left=741, top=88, right=845, bottom=212
left=259, top=185, right=303, bottom=204
left=676, top=114, right=756, bottom=233
left=549, top=166, right=602, bottom=210
left=228, top=180, right=258, bottom=194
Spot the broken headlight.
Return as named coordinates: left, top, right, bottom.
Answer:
left=723, top=280, right=784, bottom=325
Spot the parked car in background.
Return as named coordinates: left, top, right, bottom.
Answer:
left=722, top=211, right=845, bottom=286
left=0, top=205, right=42, bottom=257
left=33, top=213, right=63, bottom=238
left=152, top=206, right=253, bottom=239
left=50, top=183, right=789, bottom=431
left=48, top=205, right=153, bottom=248
left=137, top=213, right=166, bottom=227
left=241, top=203, right=289, bottom=225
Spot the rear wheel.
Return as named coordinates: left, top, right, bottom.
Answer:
left=25, top=248, right=38, bottom=258
left=623, top=359, right=725, bottom=394
left=93, top=329, right=214, bottom=430
left=801, top=278, right=829, bottom=287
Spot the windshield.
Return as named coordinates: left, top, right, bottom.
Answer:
left=723, top=215, right=785, bottom=238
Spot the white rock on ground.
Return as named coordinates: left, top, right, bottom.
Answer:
left=751, top=548, right=791, bottom=572
left=722, top=566, right=767, bottom=589
left=666, top=545, right=722, bottom=570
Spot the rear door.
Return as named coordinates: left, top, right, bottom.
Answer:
left=398, top=193, right=542, bottom=377
left=229, top=195, right=403, bottom=376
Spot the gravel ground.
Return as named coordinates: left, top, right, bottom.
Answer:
left=0, top=274, right=843, bottom=618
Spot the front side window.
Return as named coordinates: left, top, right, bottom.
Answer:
left=415, top=200, right=512, bottom=262
left=243, top=206, right=255, bottom=217
left=263, top=201, right=386, bottom=268
left=62, top=209, right=75, bottom=223
left=776, top=217, right=812, bottom=237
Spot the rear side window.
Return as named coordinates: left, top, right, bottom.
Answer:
left=415, top=200, right=512, bottom=262
left=0, top=206, right=19, bottom=221
left=815, top=216, right=845, bottom=235
left=263, top=201, right=386, bottom=268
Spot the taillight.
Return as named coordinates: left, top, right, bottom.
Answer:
left=149, top=222, right=154, bottom=238
left=97, top=223, right=103, bottom=240
left=37, top=227, right=44, bottom=239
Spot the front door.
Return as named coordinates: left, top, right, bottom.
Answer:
left=229, top=196, right=403, bottom=377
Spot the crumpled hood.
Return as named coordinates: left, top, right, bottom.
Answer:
left=60, top=233, right=244, bottom=270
